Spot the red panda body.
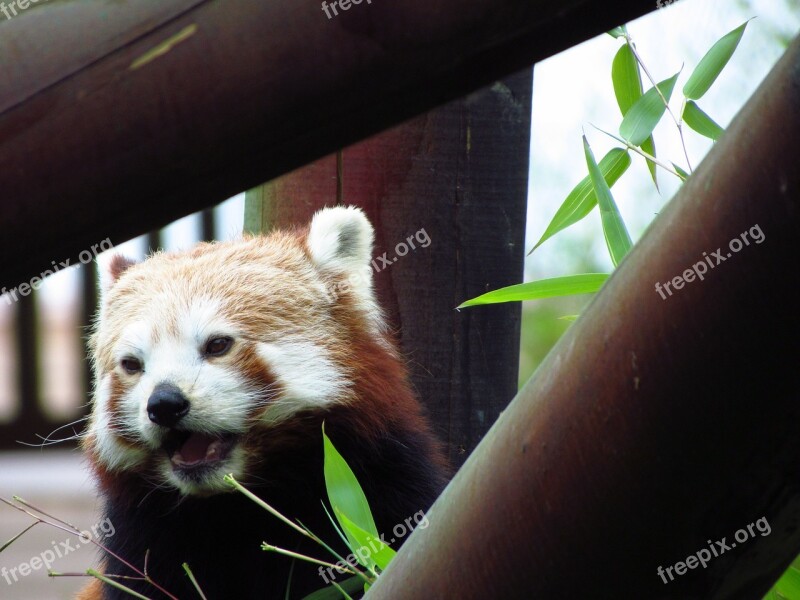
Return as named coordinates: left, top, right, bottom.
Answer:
left=80, top=207, right=448, bottom=599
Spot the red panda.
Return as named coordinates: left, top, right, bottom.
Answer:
left=78, top=206, right=449, bottom=599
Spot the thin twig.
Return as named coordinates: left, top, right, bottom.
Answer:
left=12, top=496, right=79, bottom=530
left=225, top=475, right=372, bottom=586
left=296, top=520, right=373, bottom=587
left=2, top=497, right=179, bottom=600
left=224, top=475, right=311, bottom=540
left=182, top=563, right=209, bottom=600
left=50, top=571, right=145, bottom=581
left=0, top=521, right=40, bottom=553
left=624, top=35, right=693, bottom=172
left=87, top=569, right=153, bottom=600
left=262, top=543, right=357, bottom=574
left=590, top=124, right=683, bottom=180
left=330, top=579, right=356, bottom=600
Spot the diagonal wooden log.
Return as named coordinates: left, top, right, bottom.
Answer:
left=0, top=0, right=655, bottom=293
left=365, top=34, right=800, bottom=600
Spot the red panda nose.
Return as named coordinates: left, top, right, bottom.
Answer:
left=147, top=383, right=190, bottom=428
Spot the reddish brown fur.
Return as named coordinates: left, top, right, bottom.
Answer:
left=82, top=210, right=449, bottom=599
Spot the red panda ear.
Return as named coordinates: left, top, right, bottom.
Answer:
left=307, top=205, right=376, bottom=305
left=307, top=206, right=374, bottom=274
left=98, top=254, right=138, bottom=300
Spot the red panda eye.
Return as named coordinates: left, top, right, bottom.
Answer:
left=121, top=357, right=142, bottom=374
left=204, top=337, right=233, bottom=357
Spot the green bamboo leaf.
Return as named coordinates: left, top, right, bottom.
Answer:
left=609, top=43, right=658, bottom=188
left=530, top=148, right=630, bottom=253
left=683, top=21, right=749, bottom=100
left=620, top=72, right=680, bottom=146
left=774, top=564, right=800, bottom=598
left=641, top=135, right=658, bottom=189
left=583, top=136, right=632, bottom=266
left=682, top=100, right=724, bottom=141
left=322, top=425, right=379, bottom=549
left=334, top=508, right=396, bottom=571
left=458, top=274, right=609, bottom=308
left=320, top=501, right=351, bottom=551
left=612, top=44, right=642, bottom=115
left=302, top=576, right=363, bottom=600
left=671, top=162, right=690, bottom=181
left=607, top=25, right=628, bottom=39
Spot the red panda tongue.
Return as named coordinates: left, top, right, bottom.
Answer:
left=174, top=433, right=217, bottom=465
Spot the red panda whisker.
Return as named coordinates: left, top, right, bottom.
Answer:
left=20, top=416, right=90, bottom=448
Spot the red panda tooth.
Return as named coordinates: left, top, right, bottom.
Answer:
left=206, top=441, right=221, bottom=459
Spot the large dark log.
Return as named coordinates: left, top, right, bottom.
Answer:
left=366, top=34, right=800, bottom=600
left=0, top=0, right=654, bottom=293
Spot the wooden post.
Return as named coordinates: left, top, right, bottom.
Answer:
left=245, top=69, right=532, bottom=465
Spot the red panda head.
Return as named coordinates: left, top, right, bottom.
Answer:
left=85, top=206, right=392, bottom=496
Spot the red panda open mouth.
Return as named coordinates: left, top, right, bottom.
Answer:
left=161, top=430, right=238, bottom=471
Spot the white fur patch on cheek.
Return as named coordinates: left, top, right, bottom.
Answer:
left=256, top=340, right=350, bottom=423
left=88, top=375, right=147, bottom=472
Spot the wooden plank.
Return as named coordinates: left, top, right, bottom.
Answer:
left=0, top=0, right=654, bottom=295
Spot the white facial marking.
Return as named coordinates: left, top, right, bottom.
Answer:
left=256, top=339, right=350, bottom=423
left=89, top=374, right=147, bottom=472
left=95, top=298, right=262, bottom=492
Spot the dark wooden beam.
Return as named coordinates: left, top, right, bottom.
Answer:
left=0, top=0, right=654, bottom=293
left=367, top=33, right=800, bottom=600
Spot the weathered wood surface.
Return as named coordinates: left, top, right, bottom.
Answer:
left=247, top=69, right=531, bottom=466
